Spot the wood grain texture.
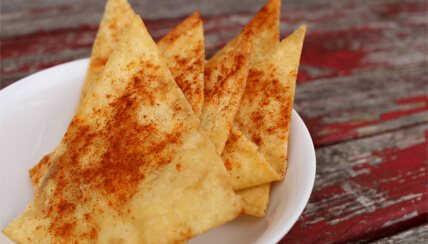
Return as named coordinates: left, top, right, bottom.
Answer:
left=2, top=0, right=426, bottom=145
left=282, top=124, right=428, bottom=243
left=1, top=0, right=427, bottom=242
left=371, top=224, right=428, bottom=244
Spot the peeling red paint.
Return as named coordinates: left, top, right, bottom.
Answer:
left=396, top=96, right=428, bottom=105
left=1, top=26, right=96, bottom=59
left=305, top=115, right=364, bottom=146
left=280, top=10, right=347, bottom=23
left=303, top=45, right=366, bottom=76
left=381, top=109, right=427, bottom=121
left=29, top=5, right=72, bottom=15
left=304, top=95, right=428, bottom=146
left=297, top=70, right=312, bottom=83
left=381, top=96, right=428, bottom=120
left=284, top=133, right=428, bottom=243
left=299, top=26, right=386, bottom=79
left=379, top=2, right=428, bottom=18
left=2, top=1, right=428, bottom=242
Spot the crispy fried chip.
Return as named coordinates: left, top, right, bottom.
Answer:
left=80, top=0, right=135, bottom=100
left=29, top=0, right=135, bottom=188
left=5, top=16, right=241, bottom=243
left=158, top=12, right=204, bottom=117
left=247, top=0, right=281, bottom=61
left=199, top=28, right=253, bottom=155
left=29, top=11, right=205, bottom=189
left=237, top=25, right=306, bottom=178
left=235, top=25, right=306, bottom=216
left=220, top=0, right=281, bottom=216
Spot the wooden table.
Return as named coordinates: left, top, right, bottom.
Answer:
left=1, top=0, right=427, bottom=242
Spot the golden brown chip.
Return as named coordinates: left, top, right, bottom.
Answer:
left=80, top=0, right=135, bottom=100
left=5, top=16, right=241, bottom=243
left=220, top=0, right=281, bottom=217
left=237, top=25, right=306, bottom=178
left=158, top=12, right=205, bottom=117
left=235, top=26, right=306, bottom=217
left=200, top=28, right=253, bottom=154
left=246, top=0, right=281, bottom=61
left=29, top=12, right=206, bottom=189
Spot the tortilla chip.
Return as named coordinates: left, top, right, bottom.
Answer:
left=5, top=16, right=241, bottom=243
left=30, top=0, right=135, bottom=187
left=237, top=184, right=271, bottom=217
left=220, top=0, right=281, bottom=216
left=221, top=125, right=280, bottom=190
left=80, top=0, right=135, bottom=100
left=237, top=25, right=306, bottom=178
left=29, top=12, right=205, bottom=189
left=200, top=28, right=253, bottom=154
left=157, top=12, right=204, bottom=117
left=235, top=26, right=305, bottom=217
left=246, top=0, right=281, bottom=61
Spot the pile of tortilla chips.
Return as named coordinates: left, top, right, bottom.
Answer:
left=3, top=0, right=305, bottom=242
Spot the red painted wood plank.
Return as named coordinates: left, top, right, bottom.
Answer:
left=0, top=26, right=96, bottom=60
left=371, top=224, right=428, bottom=243
left=281, top=124, right=428, bottom=243
left=1, top=3, right=427, bottom=147
left=3, top=8, right=427, bottom=82
left=1, top=1, right=428, bottom=242
left=303, top=93, right=428, bottom=146
left=3, top=0, right=426, bottom=81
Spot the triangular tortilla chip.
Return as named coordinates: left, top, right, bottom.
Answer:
left=237, top=26, right=306, bottom=216
left=220, top=0, right=281, bottom=216
left=80, top=0, right=135, bottom=100
left=237, top=25, right=306, bottom=178
left=27, top=0, right=133, bottom=187
left=200, top=28, right=253, bottom=155
left=5, top=16, right=241, bottom=243
left=29, top=12, right=205, bottom=188
left=246, top=0, right=281, bottom=61
left=157, top=12, right=204, bottom=117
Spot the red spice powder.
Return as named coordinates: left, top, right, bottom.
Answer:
left=43, top=61, right=188, bottom=241
left=240, top=65, right=294, bottom=147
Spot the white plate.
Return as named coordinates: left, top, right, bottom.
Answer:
left=0, top=59, right=316, bottom=244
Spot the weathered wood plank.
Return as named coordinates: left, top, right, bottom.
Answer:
left=281, top=124, right=428, bottom=243
left=2, top=1, right=427, bottom=146
left=1, top=0, right=427, bottom=242
left=297, top=65, right=428, bottom=146
left=294, top=0, right=428, bottom=146
left=371, top=224, right=428, bottom=244
left=0, top=0, right=267, bottom=38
